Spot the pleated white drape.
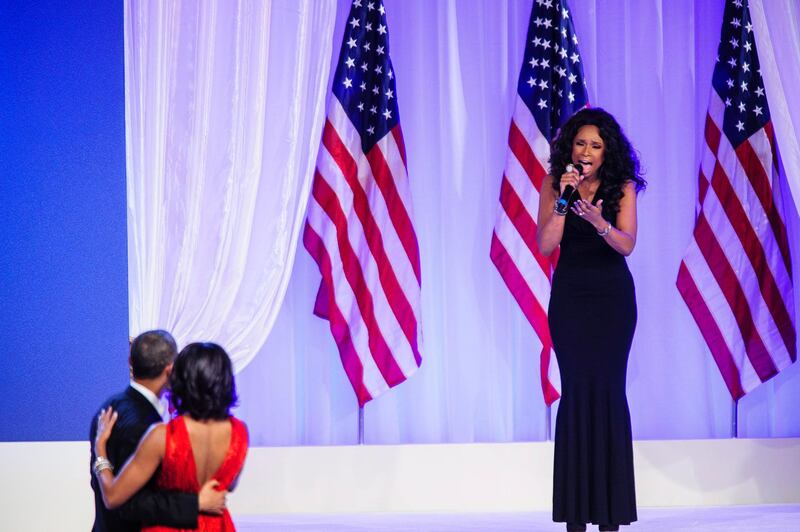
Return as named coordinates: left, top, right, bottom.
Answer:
left=125, top=0, right=336, bottom=371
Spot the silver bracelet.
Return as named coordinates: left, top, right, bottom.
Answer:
left=93, top=456, right=114, bottom=476
left=597, top=223, right=612, bottom=236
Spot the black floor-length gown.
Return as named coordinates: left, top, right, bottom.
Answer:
left=549, top=189, right=638, bottom=527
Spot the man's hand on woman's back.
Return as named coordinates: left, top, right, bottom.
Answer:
left=198, top=479, right=227, bottom=515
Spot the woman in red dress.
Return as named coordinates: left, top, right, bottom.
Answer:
left=94, top=342, right=248, bottom=531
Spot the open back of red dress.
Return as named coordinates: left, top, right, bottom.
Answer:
left=143, top=416, right=248, bottom=532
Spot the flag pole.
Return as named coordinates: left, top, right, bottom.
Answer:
left=731, top=398, right=739, bottom=438
left=545, top=404, right=552, bottom=441
left=358, top=405, right=365, bottom=445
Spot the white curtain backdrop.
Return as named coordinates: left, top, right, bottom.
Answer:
left=125, top=0, right=336, bottom=371
left=233, top=0, right=800, bottom=446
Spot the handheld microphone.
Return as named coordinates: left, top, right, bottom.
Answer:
left=554, top=163, right=583, bottom=215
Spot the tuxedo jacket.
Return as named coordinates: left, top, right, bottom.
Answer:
left=89, top=386, right=198, bottom=532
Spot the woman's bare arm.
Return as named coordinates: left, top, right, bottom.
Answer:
left=94, top=409, right=166, bottom=509
left=600, top=181, right=637, bottom=256
left=537, top=174, right=567, bottom=256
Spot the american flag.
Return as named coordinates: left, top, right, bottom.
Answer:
left=677, top=0, right=796, bottom=399
left=303, top=0, right=422, bottom=406
left=490, top=0, right=588, bottom=406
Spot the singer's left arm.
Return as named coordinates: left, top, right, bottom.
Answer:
left=599, top=181, right=637, bottom=256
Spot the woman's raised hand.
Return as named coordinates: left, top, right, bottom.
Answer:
left=95, top=407, right=119, bottom=457
left=571, top=198, right=605, bottom=228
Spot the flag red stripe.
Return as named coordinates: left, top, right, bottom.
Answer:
left=392, top=125, right=407, bottom=169
left=700, top=114, right=721, bottom=203
left=707, top=163, right=797, bottom=358
left=490, top=232, right=559, bottom=405
left=311, top=171, right=408, bottom=387
left=705, top=116, right=792, bottom=277
left=313, top=281, right=329, bottom=319
left=704, top=112, right=721, bottom=153
left=365, top=137, right=422, bottom=285
left=698, top=169, right=710, bottom=208
left=539, top=344, right=559, bottom=406
left=676, top=261, right=745, bottom=399
left=499, top=176, right=551, bottom=274
left=303, top=222, right=373, bottom=406
left=490, top=233, right=552, bottom=342
left=734, top=137, right=793, bottom=277
left=322, top=123, right=422, bottom=364
left=693, top=213, right=779, bottom=381
left=508, top=120, right=547, bottom=191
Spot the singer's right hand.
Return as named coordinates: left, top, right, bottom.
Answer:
left=560, top=165, right=583, bottom=195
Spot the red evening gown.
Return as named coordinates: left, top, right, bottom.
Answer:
left=143, top=416, right=248, bottom=532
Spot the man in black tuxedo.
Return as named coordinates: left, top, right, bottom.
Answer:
left=89, top=330, right=227, bottom=531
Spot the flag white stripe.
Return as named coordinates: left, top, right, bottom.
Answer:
left=306, top=199, right=390, bottom=397
left=494, top=209, right=553, bottom=304
left=682, top=240, right=761, bottom=392
left=328, top=101, right=421, bottom=305
left=374, top=132, right=423, bottom=329
left=316, top=145, right=419, bottom=376
left=513, top=95, right=552, bottom=170
left=504, top=146, right=543, bottom=219
left=700, top=178, right=793, bottom=369
left=495, top=105, right=559, bottom=401
left=379, top=128, right=414, bottom=212
left=709, top=94, right=777, bottom=228
left=704, top=100, right=792, bottom=291
left=748, top=128, right=777, bottom=187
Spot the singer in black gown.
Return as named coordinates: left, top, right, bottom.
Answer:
left=537, top=108, right=645, bottom=532
left=549, top=190, right=637, bottom=528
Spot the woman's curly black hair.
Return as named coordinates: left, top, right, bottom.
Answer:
left=549, top=107, right=646, bottom=216
left=169, top=342, right=238, bottom=421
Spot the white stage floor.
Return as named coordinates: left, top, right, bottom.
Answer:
left=234, top=504, right=800, bottom=531
left=3, top=440, right=799, bottom=531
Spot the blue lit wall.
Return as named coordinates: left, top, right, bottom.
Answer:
left=0, top=1, right=129, bottom=441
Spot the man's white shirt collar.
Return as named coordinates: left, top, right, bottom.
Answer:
left=130, top=380, right=168, bottom=421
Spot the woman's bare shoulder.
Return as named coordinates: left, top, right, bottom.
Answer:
left=141, top=422, right=166, bottom=446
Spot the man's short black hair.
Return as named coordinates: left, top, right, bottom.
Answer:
left=130, top=330, right=178, bottom=380
left=169, top=342, right=238, bottom=420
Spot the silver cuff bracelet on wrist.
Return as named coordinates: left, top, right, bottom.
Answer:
left=597, top=223, right=612, bottom=236
left=93, top=456, right=113, bottom=476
